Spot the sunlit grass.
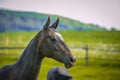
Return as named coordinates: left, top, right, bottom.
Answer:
left=0, top=53, right=120, bottom=80
left=0, top=31, right=120, bottom=80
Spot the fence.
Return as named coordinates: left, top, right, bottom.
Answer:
left=70, top=45, right=120, bottom=66
left=1, top=44, right=120, bottom=67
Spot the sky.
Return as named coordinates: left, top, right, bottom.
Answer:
left=0, top=0, right=120, bottom=30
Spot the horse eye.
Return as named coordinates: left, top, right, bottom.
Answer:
left=51, top=38, right=56, bottom=42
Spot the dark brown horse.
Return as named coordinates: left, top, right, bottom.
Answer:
left=0, top=17, right=76, bottom=80
left=47, top=67, right=73, bottom=80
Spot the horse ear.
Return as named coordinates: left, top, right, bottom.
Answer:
left=51, top=17, right=59, bottom=29
left=43, top=17, right=50, bottom=30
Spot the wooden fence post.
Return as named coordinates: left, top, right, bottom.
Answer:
left=5, top=37, right=9, bottom=46
left=85, top=45, right=89, bottom=66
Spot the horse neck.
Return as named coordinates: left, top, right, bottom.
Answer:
left=12, top=32, right=44, bottom=80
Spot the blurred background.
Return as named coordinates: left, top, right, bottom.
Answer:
left=0, top=0, right=120, bottom=80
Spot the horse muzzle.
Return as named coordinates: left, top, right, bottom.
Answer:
left=64, top=56, right=76, bottom=68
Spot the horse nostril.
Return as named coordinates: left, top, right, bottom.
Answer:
left=69, top=57, right=76, bottom=63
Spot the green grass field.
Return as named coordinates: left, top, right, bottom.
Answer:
left=0, top=31, right=120, bottom=80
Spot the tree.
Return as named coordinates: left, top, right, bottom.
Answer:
left=111, top=27, right=116, bottom=31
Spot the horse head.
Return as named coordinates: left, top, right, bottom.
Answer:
left=37, top=17, right=76, bottom=68
left=47, top=67, right=73, bottom=80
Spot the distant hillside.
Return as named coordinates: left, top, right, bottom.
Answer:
left=0, top=9, right=106, bottom=32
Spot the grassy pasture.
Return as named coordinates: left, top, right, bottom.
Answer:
left=0, top=31, right=120, bottom=80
